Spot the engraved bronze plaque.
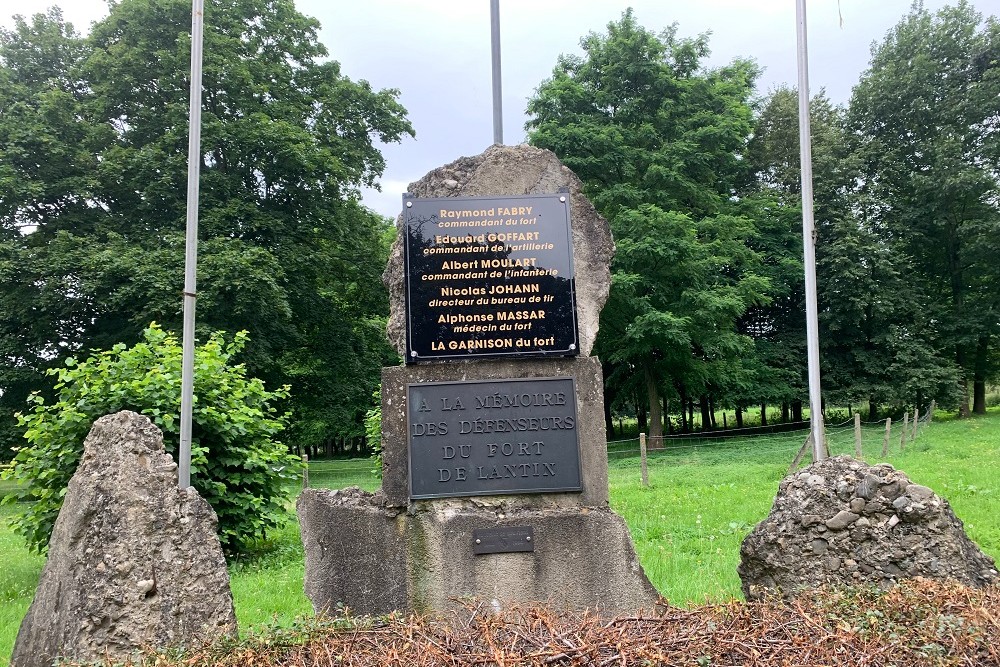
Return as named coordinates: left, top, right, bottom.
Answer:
left=402, top=193, right=579, bottom=362
left=407, top=377, right=581, bottom=499
left=473, top=526, right=534, bottom=554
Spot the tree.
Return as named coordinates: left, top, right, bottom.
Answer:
left=0, top=0, right=412, bottom=457
left=739, top=87, right=869, bottom=421
left=526, top=10, right=767, bottom=436
left=848, top=1, right=1000, bottom=416
left=2, top=324, right=296, bottom=553
left=0, top=8, right=100, bottom=457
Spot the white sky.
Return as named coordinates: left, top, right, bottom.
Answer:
left=3, top=0, right=996, bottom=218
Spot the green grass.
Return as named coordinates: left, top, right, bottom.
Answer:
left=607, top=409, right=1000, bottom=605
left=227, top=463, right=381, bottom=635
left=1, top=412, right=998, bottom=665
left=305, top=459, right=380, bottom=492
left=228, top=518, right=312, bottom=631
left=0, top=504, right=45, bottom=667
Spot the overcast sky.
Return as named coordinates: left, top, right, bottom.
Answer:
left=3, top=0, right=996, bottom=218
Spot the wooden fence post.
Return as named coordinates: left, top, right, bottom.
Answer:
left=900, top=412, right=909, bottom=450
left=881, top=418, right=892, bottom=457
left=788, top=432, right=813, bottom=475
left=302, top=454, right=309, bottom=489
left=928, top=400, right=936, bottom=423
left=854, top=413, right=862, bottom=459
left=911, top=407, right=919, bottom=440
left=639, top=433, right=649, bottom=488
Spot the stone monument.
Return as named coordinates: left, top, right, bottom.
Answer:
left=298, top=144, right=659, bottom=616
left=11, top=411, right=237, bottom=667
left=739, top=455, right=999, bottom=600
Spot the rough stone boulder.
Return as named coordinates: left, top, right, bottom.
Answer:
left=11, top=411, right=237, bottom=667
left=383, top=143, right=614, bottom=357
left=738, top=455, right=999, bottom=600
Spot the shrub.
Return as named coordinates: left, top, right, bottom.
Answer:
left=1, top=323, right=298, bottom=554
left=364, top=389, right=382, bottom=478
left=986, top=386, right=1000, bottom=409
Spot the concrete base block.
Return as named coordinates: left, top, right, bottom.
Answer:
left=298, top=488, right=660, bottom=617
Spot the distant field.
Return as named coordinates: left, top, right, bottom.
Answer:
left=2, top=410, right=998, bottom=664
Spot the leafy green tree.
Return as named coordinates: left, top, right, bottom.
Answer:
left=526, top=10, right=766, bottom=436
left=741, top=81, right=964, bottom=420
left=737, top=87, right=855, bottom=421
left=848, top=1, right=1000, bottom=415
left=2, top=324, right=296, bottom=553
left=0, top=0, right=412, bottom=456
left=818, top=212, right=962, bottom=414
left=0, top=8, right=100, bottom=458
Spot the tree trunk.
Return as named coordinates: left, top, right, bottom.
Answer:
left=792, top=400, right=803, bottom=422
left=699, top=395, right=711, bottom=431
left=760, top=402, right=768, bottom=426
left=868, top=398, right=878, bottom=422
left=644, top=364, right=663, bottom=446
left=679, top=387, right=688, bottom=432
left=955, top=340, right=971, bottom=415
left=781, top=401, right=790, bottom=423
left=665, top=398, right=673, bottom=435
left=736, top=406, right=744, bottom=428
left=973, top=336, right=989, bottom=415
left=636, top=394, right=647, bottom=434
left=709, top=395, right=718, bottom=429
left=688, top=399, right=695, bottom=432
left=948, top=219, right=970, bottom=419
left=604, top=394, right=615, bottom=440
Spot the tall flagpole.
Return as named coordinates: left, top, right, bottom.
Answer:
left=795, top=0, right=826, bottom=461
left=490, top=0, right=503, bottom=144
left=179, top=0, right=205, bottom=489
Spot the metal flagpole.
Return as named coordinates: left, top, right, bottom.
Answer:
left=490, top=0, right=503, bottom=144
left=179, top=0, right=205, bottom=489
left=795, top=0, right=826, bottom=461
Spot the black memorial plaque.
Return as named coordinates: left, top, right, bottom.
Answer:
left=402, top=193, right=579, bottom=362
left=408, top=377, right=581, bottom=499
left=473, top=526, right=534, bottom=555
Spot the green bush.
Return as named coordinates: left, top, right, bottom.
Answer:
left=1, top=324, right=298, bottom=554
left=364, top=389, right=382, bottom=478
left=986, top=386, right=1000, bottom=408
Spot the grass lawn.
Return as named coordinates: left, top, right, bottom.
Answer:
left=609, top=409, right=1000, bottom=604
left=1, top=410, right=998, bottom=665
left=0, top=504, right=44, bottom=667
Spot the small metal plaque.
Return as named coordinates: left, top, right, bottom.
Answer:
left=402, top=192, right=579, bottom=362
left=473, top=526, right=534, bottom=554
left=407, top=377, right=581, bottom=499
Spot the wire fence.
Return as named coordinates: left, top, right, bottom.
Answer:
left=0, top=404, right=937, bottom=499
left=613, top=403, right=936, bottom=487
left=297, top=455, right=380, bottom=492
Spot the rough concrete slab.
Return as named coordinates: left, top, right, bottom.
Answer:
left=11, top=412, right=236, bottom=667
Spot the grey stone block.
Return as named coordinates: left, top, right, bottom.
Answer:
left=298, top=488, right=660, bottom=617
